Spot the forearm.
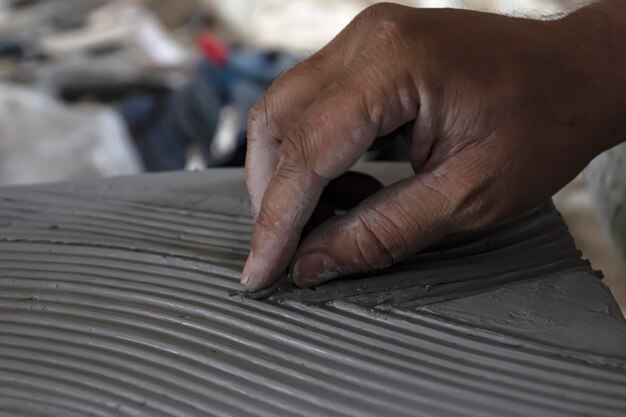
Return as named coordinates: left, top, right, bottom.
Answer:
left=561, top=0, right=626, bottom=150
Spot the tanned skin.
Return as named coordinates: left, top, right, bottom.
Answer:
left=241, top=1, right=626, bottom=290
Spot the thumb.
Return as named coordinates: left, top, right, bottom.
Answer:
left=290, top=171, right=464, bottom=288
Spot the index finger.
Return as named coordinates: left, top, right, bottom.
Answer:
left=242, top=71, right=412, bottom=290
left=245, top=54, right=334, bottom=217
left=245, top=2, right=409, bottom=216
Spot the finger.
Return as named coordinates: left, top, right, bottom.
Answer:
left=245, top=54, right=336, bottom=216
left=242, top=57, right=418, bottom=290
left=245, top=2, right=411, bottom=216
left=242, top=5, right=420, bottom=290
left=289, top=170, right=464, bottom=288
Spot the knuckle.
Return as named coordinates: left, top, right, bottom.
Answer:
left=355, top=80, right=382, bottom=126
left=275, top=152, right=302, bottom=184
left=281, top=123, right=319, bottom=179
left=255, top=196, right=289, bottom=232
left=247, top=98, right=273, bottom=137
left=275, top=128, right=320, bottom=190
left=424, top=168, right=498, bottom=233
left=351, top=212, right=400, bottom=270
left=367, top=17, right=406, bottom=55
left=288, top=55, right=328, bottom=82
left=279, top=130, right=301, bottom=164
left=255, top=208, right=271, bottom=230
left=357, top=3, right=398, bottom=22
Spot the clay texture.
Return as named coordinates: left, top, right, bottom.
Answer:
left=1, top=164, right=625, bottom=417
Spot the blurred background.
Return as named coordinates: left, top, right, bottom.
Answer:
left=0, top=0, right=624, bottom=315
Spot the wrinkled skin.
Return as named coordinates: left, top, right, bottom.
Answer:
left=241, top=1, right=626, bottom=290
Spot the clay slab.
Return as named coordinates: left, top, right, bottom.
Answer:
left=1, top=164, right=625, bottom=417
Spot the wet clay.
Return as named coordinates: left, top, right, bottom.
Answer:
left=270, top=204, right=597, bottom=306
left=1, top=163, right=625, bottom=417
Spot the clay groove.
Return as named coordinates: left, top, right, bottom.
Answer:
left=1, top=170, right=626, bottom=417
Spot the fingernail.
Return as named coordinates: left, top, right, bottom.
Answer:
left=240, top=250, right=254, bottom=286
left=293, top=252, right=340, bottom=286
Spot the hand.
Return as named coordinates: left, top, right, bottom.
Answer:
left=241, top=2, right=626, bottom=290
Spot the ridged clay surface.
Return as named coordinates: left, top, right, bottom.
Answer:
left=1, top=164, right=625, bottom=417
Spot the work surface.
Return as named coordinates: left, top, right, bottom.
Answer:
left=1, top=164, right=625, bottom=417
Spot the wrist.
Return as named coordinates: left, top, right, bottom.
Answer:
left=558, top=1, right=626, bottom=151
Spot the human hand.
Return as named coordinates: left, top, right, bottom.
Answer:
left=242, top=2, right=626, bottom=290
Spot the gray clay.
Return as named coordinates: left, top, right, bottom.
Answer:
left=0, top=163, right=625, bottom=417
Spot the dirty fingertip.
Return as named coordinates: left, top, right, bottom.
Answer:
left=292, top=252, right=341, bottom=288
left=240, top=251, right=280, bottom=291
left=240, top=250, right=254, bottom=286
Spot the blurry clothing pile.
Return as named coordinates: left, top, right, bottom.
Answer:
left=0, top=0, right=191, bottom=185
left=121, top=38, right=300, bottom=171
